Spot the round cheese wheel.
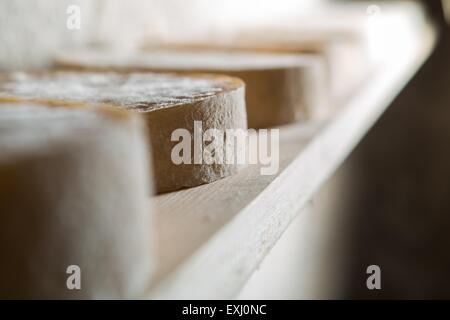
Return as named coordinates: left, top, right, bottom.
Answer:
left=0, top=72, right=247, bottom=193
left=0, top=97, right=154, bottom=299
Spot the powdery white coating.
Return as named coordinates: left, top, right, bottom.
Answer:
left=0, top=104, right=102, bottom=158
left=0, top=72, right=229, bottom=111
left=58, top=49, right=322, bottom=71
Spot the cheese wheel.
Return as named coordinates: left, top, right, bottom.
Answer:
left=149, top=27, right=368, bottom=103
left=0, top=97, right=153, bottom=299
left=228, top=29, right=369, bottom=102
left=0, top=72, right=247, bottom=193
left=56, top=49, right=328, bottom=128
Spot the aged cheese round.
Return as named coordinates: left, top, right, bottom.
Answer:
left=145, top=25, right=368, bottom=103
left=56, top=49, right=327, bottom=128
left=0, top=97, right=154, bottom=299
left=227, top=28, right=369, bottom=103
left=0, top=72, right=247, bottom=193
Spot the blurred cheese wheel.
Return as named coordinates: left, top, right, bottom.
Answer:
left=0, top=72, right=247, bottom=193
left=149, top=25, right=369, bottom=103
left=228, top=28, right=369, bottom=103
left=0, top=97, right=154, bottom=299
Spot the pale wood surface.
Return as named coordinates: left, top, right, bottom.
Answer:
left=143, top=26, right=435, bottom=299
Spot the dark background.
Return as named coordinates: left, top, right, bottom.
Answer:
left=341, top=0, right=450, bottom=298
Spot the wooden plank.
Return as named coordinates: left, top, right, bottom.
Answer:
left=144, top=25, right=435, bottom=299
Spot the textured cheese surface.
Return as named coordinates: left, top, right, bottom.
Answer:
left=0, top=72, right=235, bottom=111
left=0, top=71, right=247, bottom=193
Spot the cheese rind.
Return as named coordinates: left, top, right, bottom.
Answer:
left=0, top=98, right=154, bottom=299
left=0, top=72, right=247, bottom=193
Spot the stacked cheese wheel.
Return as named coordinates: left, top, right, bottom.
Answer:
left=0, top=72, right=247, bottom=193
left=0, top=98, right=153, bottom=299
left=57, top=49, right=328, bottom=128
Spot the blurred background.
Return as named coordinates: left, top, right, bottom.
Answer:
left=1, top=0, right=449, bottom=299
left=239, top=0, right=450, bottom=299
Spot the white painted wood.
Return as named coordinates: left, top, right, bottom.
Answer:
left=143, top=25, right=436, bottom=299
left=236, top=166, right=352, bottom=300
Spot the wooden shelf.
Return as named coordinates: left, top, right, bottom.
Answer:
left=143, top=25, right=436, bottom=299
